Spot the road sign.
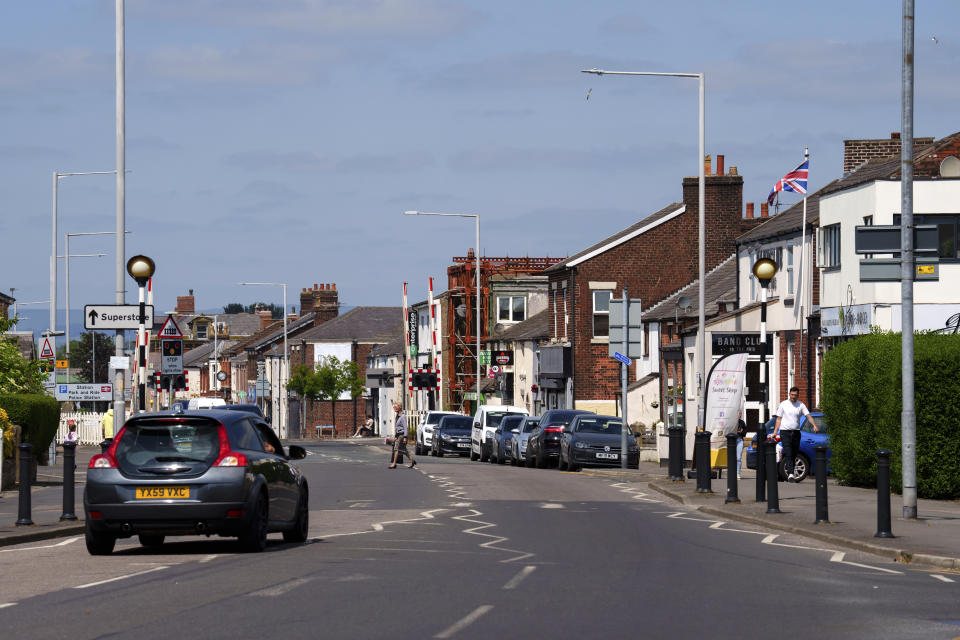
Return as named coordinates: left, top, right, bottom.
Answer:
left=161, top=339, right=183, bottom=375
left=479, top=350, right=491, bottom=365
left=55, top=360, right=69, bottom=369
left=157, top=314, right=184, bottom=339
left=613, top=352, right=632, bottom=366
left=608, top=298, right=644, bottom=359
left=55, top=383, right=113, bottom=402
left=854, top=225, right=938, bottom=254
left=859, top=258, right=939, bottom=282
left=37, top=336, right=55, bottom=359
left=84, top=304, right=154, bottom=330
left=110, top=356, right=130, bottom=370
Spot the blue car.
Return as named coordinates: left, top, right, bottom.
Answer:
left=746, top=411, right=830, bottom=482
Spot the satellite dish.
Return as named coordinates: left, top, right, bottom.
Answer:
left=940, top=155, right=960, bottom=178
left=676, top=296, right=692, bottom=311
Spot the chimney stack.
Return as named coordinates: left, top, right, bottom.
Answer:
left=704, top=154, right=712, bottom=175
left=257, top=309, right=274, bottom=331
left=175, top=291, right=195, bottom=314
left=746, top=202, right=754, bottom=219
left=716, top=154, right=724, bottom=176
left=760, top=202, right=769, bottom=218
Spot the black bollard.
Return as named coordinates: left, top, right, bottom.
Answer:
left=15, top=443, right=33, bottom=526
left=725, top=432, right=740, bottom=504
left=668, top=426, right=684, bottom=481
left=100, top=438, right=113, bottom=454
left=875, top=449, right=895, bottom=538
left=814, top=445, right=829, bottom=525
left=695, top=431, right=712, bottom=494
left=764, top=437, right=781, bottom=514
left=755, top=434, right=766, bottom=503
left=60, top=442, right=78, bottom=521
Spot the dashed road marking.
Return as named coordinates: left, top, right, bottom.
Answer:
left=503, top=565, right=536, bottom=589
left=539, top=503, right=564, bottom=509
left=74, top=566, right=169, bottom=590
left=0, top=603, right=16, bottom=609
left=931, top=574, right=955, bottom=583
left=435, top=605, right=493, bottom=639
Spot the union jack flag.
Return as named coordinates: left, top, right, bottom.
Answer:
left=767, top=159, right=808, bottom=205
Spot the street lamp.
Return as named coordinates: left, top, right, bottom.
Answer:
left=403, top=210, right=481, bottom=413
left=239, top=282, right=288, bottom=437
left=127, top=254, right=155, bottom=413
left=581, top=67, right=707, bottom=430
left=752, top=257, right=777, bottom=502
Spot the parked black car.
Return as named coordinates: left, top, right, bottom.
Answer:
left=431, top=415, right=474, bottom=457
left=559, top=414, right=639, bottom=471
left=525, top=409, right=594, bottom=468
left=83, top=408, right=309, bottom=555
left=491, top=415, right=524, bottom=465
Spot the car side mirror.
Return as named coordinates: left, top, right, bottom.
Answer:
left=511, top=428, right=519, bottom=434
left=287, top=445, right=307, bottom=460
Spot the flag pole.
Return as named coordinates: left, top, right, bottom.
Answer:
left=798, top=147, right=809, bottom=397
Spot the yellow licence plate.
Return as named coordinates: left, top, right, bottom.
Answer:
left=136, top=486, right=190, bottom=499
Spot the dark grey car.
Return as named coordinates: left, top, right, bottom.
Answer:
left=83, top=408, right=309, bottom=555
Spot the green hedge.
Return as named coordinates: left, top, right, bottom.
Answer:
left=0, top=394, right=61, bottom=456
left=821, top=330, right=960, bottom=499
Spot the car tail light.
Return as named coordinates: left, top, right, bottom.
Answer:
left=213, top=424, right=247, bottom=467
left=88, top=426, right=126, bottom=469
left=88, top=511, right=102, bottom=519
left=544, top=426, right=564, bottom=433
left=225, top=509, right=244, bottom=518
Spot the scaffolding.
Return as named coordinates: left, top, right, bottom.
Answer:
left=445, top=252, right=563, bottom=413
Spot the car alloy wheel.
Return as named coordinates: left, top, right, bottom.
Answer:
left=283, top=488, right=309, bottom=543
left=240, top=492, right=269, bottom=552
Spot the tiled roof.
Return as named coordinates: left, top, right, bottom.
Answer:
left=544, top=202, right=685, bottom=273
left=370, top=334, right=406, bottom=358
left=643, top=254, right=738, bottom=321
left=183, top=340, right=237, bottom=367
left=298, top=306, right=403, bottom=342
left=736, top=181, right=836, bottom=244
left=491, top=309, right=548, bottom=342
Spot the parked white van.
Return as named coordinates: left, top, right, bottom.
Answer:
left=187, top=397, right=227, bottom=410
left=470, top=405, right=529, bottom=462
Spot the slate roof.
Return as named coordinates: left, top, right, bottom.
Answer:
left=242, top=311, right=321, bottom=352
left=491, top=309, right=548, bottom=342
left=544, top=202, right=685, bottom=273
left=370, top=333, right=406, bottom=358
left=736, top=181, right=836, bottom=244
left=298, top=306, right=403, bottom=343
left=820, top=130, right=960, bottom=197
left=643, top=254, right=738, bottom=321
left=183, top=340, right=237, bottom=367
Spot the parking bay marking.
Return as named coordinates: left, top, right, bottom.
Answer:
left=435, top=605, right=493, bottom=639
left=74, top=566, right=169, bottom=590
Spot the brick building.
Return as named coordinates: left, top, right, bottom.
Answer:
left=539, top=155, right=762, bottom=415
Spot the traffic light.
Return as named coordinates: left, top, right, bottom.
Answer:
left=409, top=370, right=438, bottom=389
left=161, top=339, right=182, bottom=357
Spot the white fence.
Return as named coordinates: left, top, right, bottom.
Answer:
left=58, top=412, right=106, bottom=445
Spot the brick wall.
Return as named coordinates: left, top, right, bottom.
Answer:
left=843, top=133, right=934, bottom=174
left=299, top=283, right=339, bottom=326
left=301, top=342, right=374, bottom=437
left=914, top=136, right=960, bottom=177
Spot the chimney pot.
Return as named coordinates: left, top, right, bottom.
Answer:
left=704, top=154, right=712, bottom=175
left=891, top=132, right=901, bottom=139
left=716, top=155, right=724, bottom=176
left=746, top=202, right=754, bottom=219
left=761, top=202, right=769, bottom=217
left=189, top=289, right=193, bottom=296
left=313, top=284, right=318, bottom=290
left=728, top=166, right=738, bottom=176
left=332, top=283, right=336, bottom=290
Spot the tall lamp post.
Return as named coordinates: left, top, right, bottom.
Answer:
left=403, top=211, right=481, bottom=413
left=581, top=68, right=706, bottom=430
left=239, top=282, right=288, bottom=437
left=126, top=255, right=155, bottom=413
left=752, top=257, right=777, bottom=502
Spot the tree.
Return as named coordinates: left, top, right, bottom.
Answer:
left=0, top=317, right=45, bottom=394
left=72, top=332, right=116, bottom=384
left=222, top=302, right=282, bottom=317
left=287, top=356, right=364, bottom=432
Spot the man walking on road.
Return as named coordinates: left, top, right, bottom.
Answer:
left=388, top=402, right=416, bottom=469
left=772, top=386, right=815, bottom=482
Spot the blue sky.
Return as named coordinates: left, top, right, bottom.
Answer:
left=3, top=1, right=959, bottom=335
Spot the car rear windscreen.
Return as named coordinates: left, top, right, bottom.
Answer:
left=574, top=417, right=624, bottom=433
left=115, top=420, right=220, bottom=475
left=522, top=419, right=541, bottom=433
left=440, top=416, right=473, bottom=430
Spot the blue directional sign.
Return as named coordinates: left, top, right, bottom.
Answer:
left=613, top=351, right=632, bottom=366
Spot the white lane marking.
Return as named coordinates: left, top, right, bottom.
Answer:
left=0, top=536, right=81, bottom=554
left=348, top=500, right=375, bottom=508
left=248, top=577, right=312, bottom=597
left=0, top=603, right=17, bottom=609
left=434, top=605, right=494, bottom=639
left=312, top=508, right=446, bottom=540
left=452, top=510, right=534, bottom=564
left=609, top=482, right=661, bottom=503
left=372, top=523, right=384, bottom=531
left=503, top=565, right=536, bottom=590
left=539, top=503, right=565, bottom=509
left=931, top=574, right=955, bottom=583
left=198, top=554, right=219, bottom=564
left=74, top=566, right=169, bottom=590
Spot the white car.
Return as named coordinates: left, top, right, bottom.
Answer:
left=416, top=411, right=461, bottom=455
left=470, top=405, right=529, bottom=462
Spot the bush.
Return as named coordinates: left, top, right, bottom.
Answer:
left=0, top=394, right=61, bottom=455
left=822, top=330, right=960, bottom=499
left=1, top=408, right=14, bottom=458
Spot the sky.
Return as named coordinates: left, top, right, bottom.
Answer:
left=3, top=1, right=959, bottom=339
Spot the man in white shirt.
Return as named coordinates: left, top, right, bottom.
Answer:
left=772, top=386, right=815, bottom=482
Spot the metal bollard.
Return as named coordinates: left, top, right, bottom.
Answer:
left=764, top=437, right=781, bottom=514
left=100, top=439, right=113, bottom=454
left=15, top=443, right=33, bottom=526
left=814, top=444, right=829, bottom=524
left=668, top=426, right=684, bottom=481
left=875, top=449, right=895, bottom=538
left=725, top=432, right=740, bottom=504
left=694, top=431, right=712, bottom=494
left=60, top=442, right=78, bottom=521
left=755, top=435, right=766, bottom=503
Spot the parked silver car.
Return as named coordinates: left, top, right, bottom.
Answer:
left=509, top=416, right=541, bottom=465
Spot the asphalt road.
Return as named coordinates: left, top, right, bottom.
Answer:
left=1, top=441, right=958, bottom=639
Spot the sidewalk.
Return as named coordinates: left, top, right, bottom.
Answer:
left=0, top=446, right=96, bottom=547
left=587, top=461, right=960, bottom=570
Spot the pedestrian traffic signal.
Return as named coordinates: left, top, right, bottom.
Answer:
left=409, top=370, right=438, bottom=390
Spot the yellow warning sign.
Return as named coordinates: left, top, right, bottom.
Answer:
left=56, top=360, right=69, bottom=369
left=917, top=264, right=936, bottom=275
